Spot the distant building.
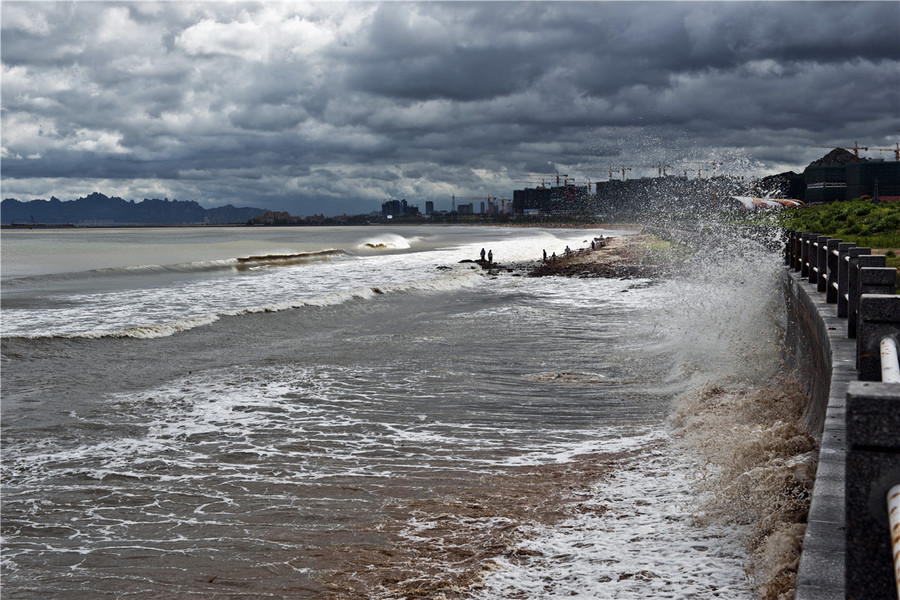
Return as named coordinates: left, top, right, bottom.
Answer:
left=456, top=203, right=474, bottom=215
left=425, top=201, right=434, bottom=214
left=804, top=164, right=850, bottom=203
left=846, top=161, right=900, bottom=201
left=512, top=185, right=589, bottom=214
left=381, top=199, right=419, bottom=217
left=805, top=160, right=900, bottom=203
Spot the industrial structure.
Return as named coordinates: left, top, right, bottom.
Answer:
left=804, top=153, right=900, bottom=204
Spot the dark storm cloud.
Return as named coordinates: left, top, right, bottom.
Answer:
left=2, top=1, right=898, bottom=215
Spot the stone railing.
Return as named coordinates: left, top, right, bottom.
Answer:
left=784, top=230, right=900, bottom=600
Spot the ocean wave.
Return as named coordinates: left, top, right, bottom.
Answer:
left=234, top=249, right=344, bottom=269
left=2, top=250, right=346, bottom=287
left=1, top=267, right=483, bottom=341
left=355, top=233, right=420, bottom=252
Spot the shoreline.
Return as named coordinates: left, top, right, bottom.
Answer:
left=468, top=228, right=680, bottom=280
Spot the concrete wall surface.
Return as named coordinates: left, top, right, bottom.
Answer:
left=784, top=229, right=900, bottom=600
left=786, top=269, right=853, bottom=600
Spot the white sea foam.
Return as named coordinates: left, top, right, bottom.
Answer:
left=473, top=436, right=754, bottom=600
left=499, top=429, right=658, bottom=466
left=1, top=259, right=484, bottom=339
left=356, top=233, right=418, bottom=251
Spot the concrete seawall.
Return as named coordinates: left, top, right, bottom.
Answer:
left=783, top=231, right=900, bottom=600
left=783, top=268, right=854, bottom=600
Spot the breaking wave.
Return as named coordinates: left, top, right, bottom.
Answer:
left=643, top=225, right=816, bottom=600
left=3, top=267, right=483, bottom=341
left=671, top=377, right=815, bottom=600
left=355, top=233, right=419, bottom=251
left=2, top=250, right=346, bottom=288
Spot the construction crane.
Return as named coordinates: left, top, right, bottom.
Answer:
left=870, top=142, right=900, bottom=161
left=681, top=161, right=719, bottom=179
left=607, top=166, right=632, bottom=180
left=516, top=179, right=548, bottom=189
left=810, top=141, right=868, bottom=162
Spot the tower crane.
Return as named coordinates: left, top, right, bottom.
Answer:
left=870, top=142, right=900, bottom=161
left=681, top=161, right=719, bottom=179
left=810, top=141, right=868, bottom=162
left=607, top=166, right=632, bottom=180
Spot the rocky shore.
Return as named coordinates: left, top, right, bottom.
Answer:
left=462, top=230, right=684, bottom=280
left=527, top=232, right=674, bottom=279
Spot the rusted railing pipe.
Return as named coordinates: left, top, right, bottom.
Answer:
left=889, top=485, right=900, bottom=599
left=883, top=337, right=900, bottom=384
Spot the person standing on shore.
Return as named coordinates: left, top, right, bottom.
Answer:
left=480, top=248, right=486, bottom=262
left=488, top=250, right=493, bottom=264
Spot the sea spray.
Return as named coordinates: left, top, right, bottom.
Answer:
left=648, top=223, right=817, bottom=600
left=670, top=378, right=816, bottom=600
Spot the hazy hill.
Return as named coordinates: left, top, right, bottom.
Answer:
left=1, top=193, right=268, bottom=225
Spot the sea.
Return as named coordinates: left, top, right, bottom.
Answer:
left=0, top=224, right=791, bottom=599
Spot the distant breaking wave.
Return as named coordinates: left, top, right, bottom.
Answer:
left=235, top=249, right=344, bottom=268
left=355, top=233, right=419, bottom=251
left=1, top=249, right=346, bottom=288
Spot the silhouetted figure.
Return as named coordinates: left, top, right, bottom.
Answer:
left=480, top=248, right=486, bottom=261
left=487, top=250, right=493, bottom=264
left=543, top=249, right=547, bottom=261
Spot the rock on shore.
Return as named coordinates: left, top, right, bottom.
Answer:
left=527, top=233, right=671, bottom=279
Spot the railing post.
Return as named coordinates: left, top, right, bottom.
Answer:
left=847, top=289, right=900, bottom=597
left=837, top=243, right=857, bottom=317
left=858, top=292, right=900, bottom=380
left=826, top=238, right=843, bottom=303
left=817, top=236, right=831, bottom=293
left=809, top=234, right=821, bottom=285
left=846, top=378, right=900, bottom=600
left=848, top=251, right=876, bottom=338
left=793, top=231, right=804, bottom=272
left=800, top=233, right=811, bottom=278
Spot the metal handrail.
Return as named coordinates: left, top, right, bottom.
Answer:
left=883, top=337, right=900, bottom=383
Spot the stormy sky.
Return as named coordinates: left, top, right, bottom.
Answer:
left=2, top=2, right=898, bottom=215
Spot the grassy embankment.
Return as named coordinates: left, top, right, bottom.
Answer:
left=778, top=199, right=900, bottom=292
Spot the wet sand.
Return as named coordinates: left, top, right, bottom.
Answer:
left=319, top=448, right=642, bottom=600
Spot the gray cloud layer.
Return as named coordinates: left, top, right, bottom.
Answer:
left=2, top=1, right=898, bottom=214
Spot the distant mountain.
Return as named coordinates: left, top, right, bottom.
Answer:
left=1, top=193, right=269, bottom=225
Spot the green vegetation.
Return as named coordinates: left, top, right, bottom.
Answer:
left=779, top=199, right=900, bottom=247
left=780, top=198, right=900, bottom=291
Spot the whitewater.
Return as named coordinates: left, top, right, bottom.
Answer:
left=0, top=224, right=803, bottom=599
